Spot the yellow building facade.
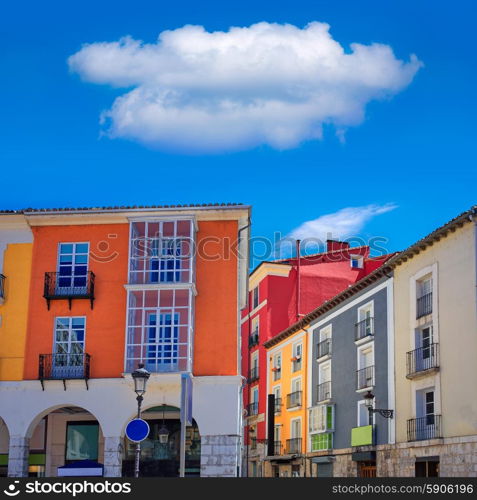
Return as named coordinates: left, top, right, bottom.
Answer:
left=264, top=327, right=309, bottom=477
left=0, top=214, right=33, bottom=381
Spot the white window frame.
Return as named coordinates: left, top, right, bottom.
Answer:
left=290, top=417, right=302, bottom=439
left=350, top=255, right=364, bottom=269
left=251, top=351, right=259, bottom=371
left=252, top=286, right=259, bottom=309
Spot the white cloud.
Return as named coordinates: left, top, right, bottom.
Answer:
left=68, top=22, right=422, bottom=153
left=288, top=204, right=397, bottom=243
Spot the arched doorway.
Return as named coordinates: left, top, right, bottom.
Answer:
left=0, top=417, right=9, bottom=477
left=122, top=405, right=201, bottom=477
left=27, top=406, right=104, bottom=477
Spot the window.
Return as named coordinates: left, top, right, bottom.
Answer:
left=416, top=275, right=433, bottom=318
left=350, top=255, right=364, bottom=269
left=357, top=344, right=374, bottom=390
left=356, top=302, right=374, bottom=340
left=250, top=316, right=259, bottom=346
left=358, top=400, right=373, bottom=427
left=57, top=243, right=89, bottom=290
left=292, top=343, right=302, bottom=371
left=287, top=378, right=302, bottom=408
left=126, top=288, right=192, bottom=373
left=311, top=433, right=333, bottom=452
left=273, top=386, right=281, bottom=414
left=317, top=325, right=332, bottom=358
left=291, top=419, right=301, bottom=439
left=274, top=425, right=281, bottom=452
left=53, top=317, right=86, bottom=377
left=309, top=405, right=334, bottom=434
left=250, top=386, right=259, bottom=415
left=66, top=422, right=99, bottom=462
left=291, top=465, right=301, bottom=477
left=129, top=220, right=193, bottom=285
left=318, top=362, right=331, bottom=401
left=291, top=377, right=301, bottom=394
left=273, top=353, right=282, bottom=381
left=249, top=352, right=259, bottom=382
left=415, top=325, right=435, bottom=371
left=415, top=459, right=439, bottom=477
left=252, top=287, right=259, bottom=309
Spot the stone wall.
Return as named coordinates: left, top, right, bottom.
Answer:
left=200, top=435, right=240, bottom=477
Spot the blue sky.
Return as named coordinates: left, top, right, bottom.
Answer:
left=1, top=0, right=476, bottom=263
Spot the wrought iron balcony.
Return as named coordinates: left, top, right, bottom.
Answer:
left=248, top=366, right=259, bottom=383
left=248, top=332, right=259, bottom=347
left=355, top=317, right=374, bottom=341
left=273, top=441, right=282, bottom=456
left=274, top=397, right=282, bottom=414
left=317, top=338, right=332, bottom=359
left=407, top=415, right=442, bottom=441
left=39, top=353, right=91, bottom=390
left=286, top=390, right=302, bottom=409
left=417, top=292, right=432, bottom=318
left=43, top=271, right=95, bottom=310
left=247, top=402, right=259, bottom=417
left=356, top=366, right=375, bottom=390
left=317, top=381, right=332, bottom=402
left=0, top=274, right=5, bottom=302
left=285, top=438, right=302, bottom=454
left=406, top=343, right=439, bottom=378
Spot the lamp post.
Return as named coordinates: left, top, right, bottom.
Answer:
left=363, top=390, right=394, bottom=420
left=131, top=363, right=150, bottom=478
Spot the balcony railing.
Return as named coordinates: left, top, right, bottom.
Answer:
left=248, top=332, right=259, bottom=347
left=407, top=415, right=442, bottom=441
left=286, top=390, right=302, bottom=409
left=248, top=366, right=259, bottom=383
left=317, top=339, right=332, bottom=359
left=406, top=343, right=439, bottom=378
left=43, top=271, right=95, bottom=310
left=39, top=353, right=91, bottom=390
left=356, top=366, right=375, bottom=390
left=247, top=402, right=259, bottom=416
left=417, top=292, right=432, bottom=318
left=0, top=274, right=5, bottom=302
left=274, top=397, right=282, bottom=414
left=285, top=438, right=302, bottom=454
left=317, top=381, right=332, bottom=402
left=355, top=317, right=374, bottom=341
left=273, top=441, right=282, bottom=456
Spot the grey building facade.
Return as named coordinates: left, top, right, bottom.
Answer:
left=308, top=276, right=395, bottom=477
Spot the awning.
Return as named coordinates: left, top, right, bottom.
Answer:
left=351, top=451, right=376, bottom=462
left=311, top=456, right=335, bottom=464
left=263, top=454, right=297, bottom=462
left=57, top=460, right=104, bottom=477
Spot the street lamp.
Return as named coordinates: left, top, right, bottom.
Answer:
left=158, top=404, right=169, bottom=444
left=363, top=390, right=394, bottom=419
left=131, top=363, right=150, bottom=478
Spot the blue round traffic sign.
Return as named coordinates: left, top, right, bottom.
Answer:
left=125, top=418, right=150, bottom=443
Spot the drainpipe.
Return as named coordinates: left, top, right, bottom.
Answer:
left=296, top=240, right=301, bottom=322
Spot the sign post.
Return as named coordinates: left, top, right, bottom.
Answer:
left=179, top=373, right=193, bottom=477
left=125, top=418, right=150, bottom=478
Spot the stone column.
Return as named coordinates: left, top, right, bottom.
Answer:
left=200, top=435, right=240, bottom=477
left=8, top=436, right=30, bottom=477
left=103, top=436, right=123, bottom=477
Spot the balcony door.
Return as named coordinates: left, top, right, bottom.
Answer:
left=53, top=317, right=85, bottom=377
left=57, top=243, right=89, bottom=293
left=416, top=389, right=435, bottom=440
left=415, top=326, right=433, bottom=371
left=146, top=311, right=179, bottom=372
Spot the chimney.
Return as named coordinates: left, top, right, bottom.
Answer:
left=326, top=239, right=350, bottom=252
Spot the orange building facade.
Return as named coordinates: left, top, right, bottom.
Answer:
left=0, top=204, right=250, bottom=478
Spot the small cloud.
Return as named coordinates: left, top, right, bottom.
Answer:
left=278, top=204, right=397, bottom=257
left=68, top=22, right=422, bottom=154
